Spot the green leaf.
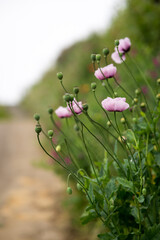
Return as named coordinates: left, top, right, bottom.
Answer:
left=117, top=177, right=134, bottom=193
left=131, top=207, right=139, bottom=223
left=88, top=182, right=95, bottom=202
left=138, top=195, right=145, bottom=203
left=105, top=179, right=117, bottom=198
left=97, top=233, right=116, bottom=240
left=80, top=209, right=97, bottom=225
left=141, top=224, right=160, bottom=240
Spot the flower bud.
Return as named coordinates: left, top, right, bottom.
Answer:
left=77, top=183, right=82, bottom=191
left=57, top=72, right=63, bottom=80
left=69, top=94, right=74, bottom=102
left=56, top=145, right=61, bottom=152
left=114, top=92, right=118, bottom=97
left=157, top=78, right=160, bottom=85
left=91, top=54, right=96, bottom=62
left=96, top=54, right=101, bottom=62
left=63, top=93, right=71, bottom=102
left=67, top=187, right=72, bottom=195
left=114, top=39, right=119, bottom=46
left=135, top=88, right=141, bottom=96
left=34, top=113, right=40, bottom=121
left=118, top=136, right=127, bottom=143
left=35, top=124, right=42, bottom=134
left=134, top=98, right=138, bottom=104
left=82, top=103, right=88, bottom=111
left=103, top=48, right=109, bottom=56
left=140, top=102, right=146, bottom=112
left=156, top=93, right=160, bottom=100
left=142, top=188, right=146, bottom=196
left=48, top=107, right=53, bottom=115
left=73, top=86, right=79, bottom=94
left=74, top=124, right=80, bottom=131
left=48, top=130, right=53, bottom=138
left=107, top=121, right=112, bottom=127
left=91, top=82, right=97, bottom=90
left=120, top=117, right=125, bottom=124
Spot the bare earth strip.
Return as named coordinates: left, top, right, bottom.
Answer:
left=0, top=111, right=73, bottom=240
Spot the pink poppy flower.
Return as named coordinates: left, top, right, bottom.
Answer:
left=111, top=49, right=126, bottom=64
left=118, top=37, right=131, bottom=53
left=94, top=64, right=117, bottom=80
left=55, top=106, right=72, bottom=118
left=101, top=97, right=129, bottom=112
left=68, top=99, right=83, bottom=114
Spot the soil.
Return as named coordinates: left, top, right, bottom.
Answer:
left=0, top=107, right=79, bottom=240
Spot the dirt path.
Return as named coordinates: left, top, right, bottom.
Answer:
left=0, top=108, right=73, bottom=240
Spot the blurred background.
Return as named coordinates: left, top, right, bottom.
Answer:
left=0, top=0, right=160, bottom=239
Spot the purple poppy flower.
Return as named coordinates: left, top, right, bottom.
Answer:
left=94, top=64, right=117, bottom=80
left=111, top=49, right=126, bottom=64
left=68, top=99, right=83, bottom=114
left=55, top=106, right=73, bottom=118
left=118, top=37, right=131, bottom=53
left=101, top=97, right=129, bottom=112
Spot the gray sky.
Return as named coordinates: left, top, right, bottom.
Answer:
left=0, top=0, right=125, bottom=105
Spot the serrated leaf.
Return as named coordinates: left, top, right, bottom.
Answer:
left=105, top=179, right=117, bottom=198
left=141, top=224, right=160, bottom=240
left=117, top=177, right=134, bottom=193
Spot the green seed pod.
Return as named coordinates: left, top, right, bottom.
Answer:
left=107, top=121, right=112, bottom=127
left=103, top=48, right=109, bottom=56
left=56, top=145, right=61, bottom=152
left=156, top=93, right=160, bottom=100
left=157, top=78, right=160, bottom=85
left=48, top=107, right=53, bottom=115
left=134, top=98, right=138, bottom=104
left=96, top=54, right=101, bottom=62
left=73, top=86, right=79, bottom=94
left=67, top=187, right=72, bottom=195
left=57, top=72, right=63, bottom=80
left=34, top=113, right=40, bottom=121
left=63, top=93, right=71, bottom=102
left=140, top=102, right=146, bottom=112
left=74, top=124, right=80, bottom=131
left=120, top=117, right=125, bottom=124
left=142, top=188, right=147, bottom=196
left=135, top=88, right=141, bottom=96
left=91, top=82, right=97, bottom=90
left=35, top=124, right=42, bottom=134
left=114, top=39, right=119, bottom=46
left=114, top=92, right=118, bottom=97
left=77, top=183, right=82, bottom=191
left=48, top=130, right=53, bottom=138
left=69, top=94, right=74, bottom=102
left=82, top=103, right=88, bottom=111
left=91, top=54, right=96, bottom=62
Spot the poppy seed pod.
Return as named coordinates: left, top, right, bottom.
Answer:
left=67, top=187, right=72, bottom=195
left=140, top=102, right=146, bottom=112
left=103, top=48, right=109, bottom=56
left=56, top=145, right=61, bottom=152
left=157, top=79, right=160, bottom=85
left=57, top=72, right=63, bottom=80
left=82, top=104, right=88, bottom=111
left=120, top=117, right=126, bottom=124
left=77, top=183, right=82, bottom=191
left=114, top=40, right=119, bottom=46
left=96, top=54, right=101, bottom=62
left=91, top=82, right=97, bottom=90
left=48, top=130, right=53, bottom=138
left=63, top=93, right=71, bottom=102
left=35, top=124, right=42, bottom=134
left=142, top=188, right=147, bottom=196
left=107, top=121, right=112, bottom=127
left=91, top=54, right=96, bottom=62
left=34, top=113, right=40, bottom=121
left=48, top=107, right=53, bottom=115
left=135, top=88, right=141, bottom=96
left=73, top=86, right=79, bottom=94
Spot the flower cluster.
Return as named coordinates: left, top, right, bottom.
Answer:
left=34, top=37, right=160, bottom=240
